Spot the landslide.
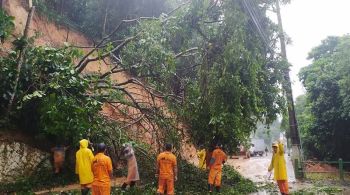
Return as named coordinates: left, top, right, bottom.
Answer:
left=2, top=0, right=197, bottom=161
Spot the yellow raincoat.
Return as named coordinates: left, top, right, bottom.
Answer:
left=75, top=139, right=94, bottom=184
left=197, top=149, right=206, bottom=170
left=268, top=142, right=287, bottom=180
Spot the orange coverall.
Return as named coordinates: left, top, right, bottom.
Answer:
left=157, top=151, right=177, bottom=195
left=208, top=148, right=227, bottom=187
left=91, top=152, right=113, bottom=195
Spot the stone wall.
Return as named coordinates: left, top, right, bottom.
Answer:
left=0, top=141, right=49, bottom=183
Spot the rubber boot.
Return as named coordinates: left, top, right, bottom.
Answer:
left=81, top=188, right=89, bottom=195
left=121, top=182, right=128, bottom=190
left=130, top=181, right=136, bottom=188
left=215, top=186, right=221, bottom=193
left=208, top=184, right=213, bottom=192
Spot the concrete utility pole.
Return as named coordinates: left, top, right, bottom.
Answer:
left=275, top=0, right=302, bottom=162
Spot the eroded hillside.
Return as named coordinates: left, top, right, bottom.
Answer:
left=2, top=0, right=196, bottom=160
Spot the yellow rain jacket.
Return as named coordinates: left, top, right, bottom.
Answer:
left=75, top=139, right=94, bottom=184
left=268, top=142, right=287, bottom=180
left=197, top=149, right=206, bottom=170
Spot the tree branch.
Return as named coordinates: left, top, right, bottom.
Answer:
left=175, top=47, right=199, bottom=58
left=75, top=16, right=156, bottom=71
left=76, top=35, right=138, bottom=73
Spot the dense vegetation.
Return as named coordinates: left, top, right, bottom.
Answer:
left=297, top=36, right=350, bottom=160
left=33, top=0, right=175, bottom=38
left=0, top=10, right=14, bottom=43
left=2, top=0, right=287, bottom=150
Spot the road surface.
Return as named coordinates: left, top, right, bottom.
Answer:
left=227, top=152, right=295, bottom=183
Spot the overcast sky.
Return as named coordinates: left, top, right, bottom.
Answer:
left=279, top=0, right=350, bottom=99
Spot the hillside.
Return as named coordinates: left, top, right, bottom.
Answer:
left=2, top=0, right=196, bottom=159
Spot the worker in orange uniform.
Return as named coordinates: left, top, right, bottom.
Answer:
left=156, top=143, right=178, bottom=195
left=91, top=143, right=113, bottom=195
left=76, top=139, right=94, bottom=195
left=51, top=145, right=68, bottom=174
left=268, top=140, right=288, bottom=195
left=208, top=143, right=227, bottom=193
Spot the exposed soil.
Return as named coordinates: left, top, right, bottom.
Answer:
left=304, top=161, right=338, bottom=172
left=2, top=0, right=198, bottom=161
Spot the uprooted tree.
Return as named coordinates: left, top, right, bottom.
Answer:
left=1, top=0, right=287, bottom=153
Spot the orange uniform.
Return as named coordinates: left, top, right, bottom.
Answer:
left=277, top=180, right=289, bottom=194
left=157, top=151, right=177, bottom=195
left=52, top=146, right=66, bottom=173
left=91, top=153, right=113, bottom=195
left=208, top=148, right=227, bottom=187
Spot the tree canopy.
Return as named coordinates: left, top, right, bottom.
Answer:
left=1, top=0, right=288, bottom=150
left=298, top=35, right=350, bottom=160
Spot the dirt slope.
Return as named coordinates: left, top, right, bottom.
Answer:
left=2, top=0, right=197, bottom=162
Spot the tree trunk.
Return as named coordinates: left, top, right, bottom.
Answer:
left=6, top=6, right=36, bottom=117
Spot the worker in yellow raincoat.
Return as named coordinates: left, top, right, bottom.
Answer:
left=76, top=139, right=94, bottom=195
left=268, top=141, right=288, bottom=195
left=197, top=145, right=206, bottom=170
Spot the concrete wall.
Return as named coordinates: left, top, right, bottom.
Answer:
left=0, top=141, right=49, bottom=183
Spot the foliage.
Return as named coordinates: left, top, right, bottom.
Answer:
left=291, top=186, right=343, bottom=195
left=30, top=0, right=287, bottom=153
left=120, top=164, right=258, bottom=194
left=257, top=182, right=279, bottom=194
left=0, top=43, right=103, bottom=144
left=0, top=161, right=77, bottom=194
left=298, top=35, right=350, bottom=160
left=116, top=141, right=257, bottom=194
left=294, top=94, right=314, bottom=157
left=0, top=1, right=288, bottom=193
left=166, top=0, right=285, bottom=149
left=32, top=163, right=257, bottom=195
left=0, top=10, right=14, bottom=42
left=33, top=0, right=174, bottom=38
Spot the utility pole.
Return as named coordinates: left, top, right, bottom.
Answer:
left=275, top=0, right=302, bottom=163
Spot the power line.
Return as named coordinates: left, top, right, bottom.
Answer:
left=246, top=0, right=270, bottom=44
left=242, top=0, right=272, bottom=52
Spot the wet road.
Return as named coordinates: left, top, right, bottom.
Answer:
left=227, top=152, right=295, bottom=183
left=227, top=153, right=310, bottom=194
left=227, top=153, right=350, bottom=194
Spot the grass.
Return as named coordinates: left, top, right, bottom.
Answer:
left=291, top=186, right=343, bottom=195
left=304, top=172, right=350, bottom=182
